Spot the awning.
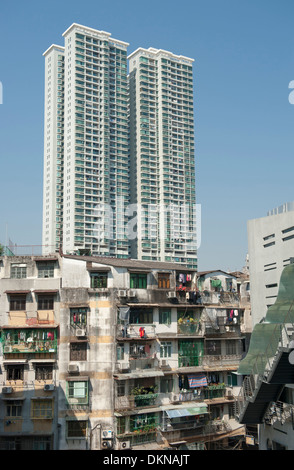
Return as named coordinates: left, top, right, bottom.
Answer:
left=87, top=266, right=111, bottom=272
left=4, top=290, right=30, bottom=294
left=165, top=405, right=208, bottom=419
left=33, top=290, right=59, bottom=294
left=1, top=324, right=58, bottom=329
left=34, top=257, right=57, bottom=262
left=128, top=268, right=151, bottom=273
left=114, top=370, right=164, bottom=380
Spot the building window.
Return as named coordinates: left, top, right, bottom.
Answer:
left=67, top=380, right=89, bottom=405
left=117, top=343, right=125, bottom=361
left=90, top=272, right=108, bottom=288
left=10, top=264, right=27, bottom=279
left=206, top=340, right=221, bottom=356
left=31, top=399, right=54, bottom=419
left=67, top=420, right=88, bottom=439
left=35, top=364, right=53, bottom=381
left=70, top=308, right=87, bottom=327
left=129, top=308, right=153, bottom=324
left=9, top=295, right=26, bottom=311
left=158, top=273, right=170, bottom=289
left=7, top=365, right=24, bottom=381
left=5, top=400, right=23, bottom=418
left=37, top=262, right=55, bottom=278
left=130, top=273, right=147, bottom=289
left=117, top=416, right=126, bottom=435
left=70, top=342, right=87, bottom=361
left=160, top=377, right=173, bottom=393
left=225, top=340, right=237, bottom=356
left=117, top=381, right=126, bottom=397
left=37, top=295, right=54, bottom=310
left=159, top=308, right=171, bottom=325
left=160, top=341, right=172, bottom=358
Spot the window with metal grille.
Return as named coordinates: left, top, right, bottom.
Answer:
left=35, top=364, right=53, bottom=380
left=70, top=342, right=87, bottom=361
left=7, top=365, right=24, bottom=381
left=31, top=399, right=53, bottom=419
left=67, top=420, right=88, bottom=438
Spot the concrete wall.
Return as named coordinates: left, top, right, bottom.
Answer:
left=248, top=209, right=294, bottom=325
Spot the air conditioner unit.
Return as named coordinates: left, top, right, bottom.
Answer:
left=117, top=363, right=129, bottom=372
left=44, top=384, right=55, bottom=391
left=161, top=360, right=167, bottom=367
left=4, top=346, right=12, bottom=353
left=167, top=291, right=176, bottom=298
left=117, top=440, right=131, bottom=450
left=2, top=387, right=12, bottom=394
left=119, top=290, right=127, bottom=297
left=76, top=328, right=86, bottom=337
left=102, top=430, right=113, bottom=439
left=101, top=440, right=113, bottom=450
left=128, top=290, right=136, bottom=297
left=68, top=364, right=79, bottom=373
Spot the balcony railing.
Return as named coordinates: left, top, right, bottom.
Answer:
left=204, top=320, right=241, bottom=336
left=177, top=321, right=202, bottom=335
left=198, top=291, right=240, bottom=306
left=115, top=393, right=159, bottom=410
left=264, top=400, right=294, bottom=426
left=178, top=354, right=242, bottom=369
left=117, top=324, right=156, bottom=339
left=3, top=338, right=57, bottom=354
left=174, top=384, right=226, bottom=403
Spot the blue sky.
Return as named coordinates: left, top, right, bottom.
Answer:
left=1, top=0, right=294, bottom=271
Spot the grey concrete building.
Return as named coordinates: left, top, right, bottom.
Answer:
left=248, top=202, right=294, bottom=325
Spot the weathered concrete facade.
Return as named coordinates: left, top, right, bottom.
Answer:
left=0, top=254, right=249, bottom=450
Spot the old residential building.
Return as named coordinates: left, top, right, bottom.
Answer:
left=0, top=254, right=248, bottom=450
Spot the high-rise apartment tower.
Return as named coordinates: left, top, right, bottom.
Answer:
left=129, top=47, right=197, bottom=268
left=42, top=24, right=130, bottom=258
left=42, top=25, right=197, bottom=269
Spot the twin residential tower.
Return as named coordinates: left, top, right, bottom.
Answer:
left=42, top=23, right=197, bottom=268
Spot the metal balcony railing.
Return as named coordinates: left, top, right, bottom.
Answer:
left=264, top=400, right=294, bottom=425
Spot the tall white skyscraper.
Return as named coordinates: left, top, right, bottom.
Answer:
left=42, top=44, right=65, bottom=253
left=42, top=25, right=197, bottom=268
left=128, top=47, right=197, bottom=269
left=42, top=24, right=130, bottom=258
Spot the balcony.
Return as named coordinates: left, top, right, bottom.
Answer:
left=197, top=291, right=240, bottom=306
left=2, top=328, right=57, bottom=354
left=116, top=324, right=156, bottom=340
left=204, top=319, right=241, bottom=337
left=173, top=384, right=226, bottom=403
left=115, top=391, right=159, bottom=411
left=178, top=353, right=242, bottom=370
left=177, top=319, right=202, bottom=336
